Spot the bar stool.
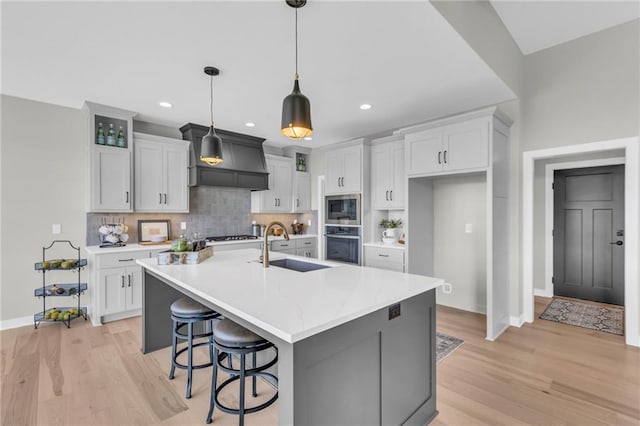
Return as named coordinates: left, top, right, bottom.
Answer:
left=206, top=319, right=278, bottom=425
left=169, top=297, right=221, bottom=399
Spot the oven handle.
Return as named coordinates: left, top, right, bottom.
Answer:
left=324, top=234, right=360, bottom=240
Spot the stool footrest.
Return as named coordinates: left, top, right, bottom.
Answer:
left=214, top=373, right=279, bottom=415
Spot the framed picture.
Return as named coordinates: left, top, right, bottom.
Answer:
left=138, top=220, right=171, bottom=242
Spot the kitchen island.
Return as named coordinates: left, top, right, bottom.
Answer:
left=137, top=248, right=443, bottom=425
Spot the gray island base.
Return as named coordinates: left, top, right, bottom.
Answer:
left=139, top=251, right=438, bottom=425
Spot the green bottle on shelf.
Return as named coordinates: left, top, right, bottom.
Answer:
left=116, top=126, right=126, bottom=148
left=96, top=122, right=105, bottom=145
left=106, top=123, right=116, bottom=146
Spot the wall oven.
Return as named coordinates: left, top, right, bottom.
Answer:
left=325, top=226, right=360, bottom=265
left=326, top=194, right=361, bottom=225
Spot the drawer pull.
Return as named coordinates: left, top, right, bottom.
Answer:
left=378, top=254, right=389, bottom=258
left=118, top=258, right=135, bottom=262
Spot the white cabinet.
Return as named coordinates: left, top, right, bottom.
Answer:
left=89, top=249, right=158, bottom=324
left=271, top=237, right=317, bottom=259
left=98, top=266, right=141, bottom=315
left=404, top=118, right=489, bottom=177
left=325, top=145, right=363, bottom=195
left=90, top=147, right=132, bottom=211
left=134, top=133, right=189, bottom=212
left=251, top=155, right=293, bottom=213
left=371, top=136, right=404, bottom=210
left=292, top=172, right=311, bottom=212
left=83, top=101, right=136, bottom=213
left=364, top=245, right=405, bottom=272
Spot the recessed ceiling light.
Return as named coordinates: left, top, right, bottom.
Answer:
left=245, top=122, right=256, bottom=128
left=304, top=136, right=313, bottom=141
left=158, top=101, right=173, bottom=108
left=360, top=104, right=372, bottom=110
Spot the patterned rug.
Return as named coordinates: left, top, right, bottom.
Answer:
left=436, top=332, right=464, bottom=362
left=539, top=298, right=624, bottom=335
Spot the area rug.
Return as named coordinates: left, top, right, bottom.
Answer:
left=436, top=332, right=464, bottom=362
left=539, top=298, right=624, bottom=336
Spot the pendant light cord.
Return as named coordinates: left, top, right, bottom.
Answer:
left=210, top=74, right=214, bottom=126
left=295, top=6, right=298, bottom=78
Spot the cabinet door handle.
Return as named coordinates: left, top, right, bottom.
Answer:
left=126, top=191, right=130, bottom=203
left=444, top=150, right=448, bottom=164
left=163, top=193, right=167, bottom=204
left=378, top=254, right=390, bottom=258
left=274, top=198, right=277, bottom=207
left=127, top=274, right=132, bottom=287
left=385, top=190, right=389, bottom=201
left=121, top=276, right=125, bottom=288
left=390, top=190, right=393, bottom=201
left=159, top=193, right=163, bottom=204
left=118, top=258, right=134, bottom=262
left=297, top=198, right=300, bottom=207
left=438, top=151, right=441, bottom=164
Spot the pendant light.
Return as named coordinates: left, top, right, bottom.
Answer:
left=281, top=0, right=313, bottom=140
left=200, top=66, right=224, bottom=166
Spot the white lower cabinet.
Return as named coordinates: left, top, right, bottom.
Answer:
left=364, top=246, right=405, bottom=272
left=271, top=237, right=317, bottom=259
left=90, top=249, right=159, bottom=323
left=98, top=266, right=141, bottom=315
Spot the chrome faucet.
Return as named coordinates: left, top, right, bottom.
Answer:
left=262, top=221, right=290, bottom=268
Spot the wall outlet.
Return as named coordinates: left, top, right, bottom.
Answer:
left=180, top=222, right=187, bottom=230
left=388, top=303, right=401, bottom=320
left=442, top=283, right=452, bottom=294
left=52, top=224, right=61, bottom=234
left=465, top=223, right=473, bottom=233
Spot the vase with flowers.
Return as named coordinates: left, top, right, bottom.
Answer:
left=379, top=218, right=403, bottom=245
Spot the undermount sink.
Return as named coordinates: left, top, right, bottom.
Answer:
left=269, top=258, right=331, bottom=272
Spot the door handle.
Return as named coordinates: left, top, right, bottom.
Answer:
left=121, top=276, right=125, bottom=288
left=127, top=274, right=132, bottom=287
left=444, top=150, right=448, bottom=164
left=390, top=190, right=393, bottom=201
left=126, top=191, right=129, bottom=203
left=297, top=198, right=300, bottom=207
left=164, top=193, right=167, bottom=204
left=610, top=241, right=624, bottom=246
left=159, top=193, right=163, bottom=204
left=438, top=151, right=441, bottom=164
left=385, top=190, right=389, bottom=201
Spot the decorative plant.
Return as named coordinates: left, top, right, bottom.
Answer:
left=379, top=218, right=403, bottom=229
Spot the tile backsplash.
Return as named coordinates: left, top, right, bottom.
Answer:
left=87, top=186, right=318, bottom=246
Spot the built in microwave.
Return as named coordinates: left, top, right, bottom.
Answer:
left=325, top=194, right=361, bottom=225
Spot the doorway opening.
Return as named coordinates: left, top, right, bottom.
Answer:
left=522, top=137, right=639, bottom=346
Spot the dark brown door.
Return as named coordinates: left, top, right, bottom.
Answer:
left=553, top=165, right=624, bottom=305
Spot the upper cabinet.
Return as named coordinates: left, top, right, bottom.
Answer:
left=404, top=118, right=489, bottom=177
left=371, top=135, right=404, bottom=210
left=325, top=144, right=363, bottom=195
left=293, top=172, right=311, bottom=213
left=83, top=102, right=136, bottom=212
left=251, top=155, right=293, bottom=213
left=134, top=133, right=189, bottom=213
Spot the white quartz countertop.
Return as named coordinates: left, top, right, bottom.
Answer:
left=84, top=234, right=317, bottom=255
left=136, top=249, right=443, bottom=344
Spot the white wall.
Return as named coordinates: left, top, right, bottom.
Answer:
left=1, top=95, right=87, bottom=323
left=522, top=20, right=639, bottom=150
left=433, top=175, right=487, bottom=313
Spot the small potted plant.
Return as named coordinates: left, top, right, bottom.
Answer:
left=379, top=218, right=403, bottom=244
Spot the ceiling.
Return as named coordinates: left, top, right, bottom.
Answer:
left=2, top=1, right=517, bottom=148
left=491, top=0, right=640, bottom=55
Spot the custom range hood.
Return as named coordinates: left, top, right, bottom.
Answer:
left=180, top=123, right=268, bottom=190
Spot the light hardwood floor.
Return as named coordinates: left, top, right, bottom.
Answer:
left=2, top=297, right=639, bottom=425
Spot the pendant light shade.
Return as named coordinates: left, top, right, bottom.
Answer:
left=201, top=66, right=223, bottom=166
left=281, top=0, right=313, bottom=140
left=281, top=76, right=313, bottom=139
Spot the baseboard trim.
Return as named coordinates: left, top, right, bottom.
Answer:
left=0, top=315, right=33, bottom=331
left=510, top=315, right=524, bottom=327
left=534, top=288, right=553, bottom=298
